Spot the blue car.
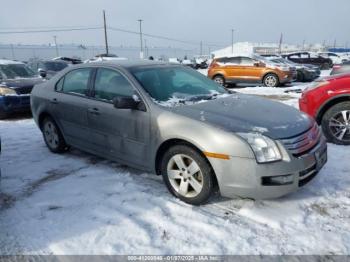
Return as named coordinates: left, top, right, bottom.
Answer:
left=0, top=60, right=44, bottom=119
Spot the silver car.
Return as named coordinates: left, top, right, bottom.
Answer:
left=30, top=61, right=327, bottom=205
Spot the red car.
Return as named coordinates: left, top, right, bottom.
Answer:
left=299, top=73, right=350, bottom=145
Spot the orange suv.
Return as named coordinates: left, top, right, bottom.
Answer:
left=208, top=54, right=295, bottom=87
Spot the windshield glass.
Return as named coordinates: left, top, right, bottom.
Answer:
left=0, top=64, right=36, bottom=79
left=131, top=65, right=228, bottom=103
left=43, top=62, right=68, bottom=71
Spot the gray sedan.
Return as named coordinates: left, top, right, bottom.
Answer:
left=31, top=61, right=327, bottom=205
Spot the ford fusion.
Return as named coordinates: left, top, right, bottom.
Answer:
left=30, top=61, right=327, bottom=205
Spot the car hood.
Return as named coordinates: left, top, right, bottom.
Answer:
left=1, top=77, right=44, bottom=94
left=1, top=77, right=44, bottom=88
left=166, top=94, right=313, bottom=140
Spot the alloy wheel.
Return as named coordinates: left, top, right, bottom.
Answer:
left=167, top=154, right=204, bottom=198
left=44, top=121, right=60, bottom=149
left=264, top=75, right=277, bottom=87
left=329, top=110, right=350, bottom=142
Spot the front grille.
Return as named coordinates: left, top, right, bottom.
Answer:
left=299, top=163, right=318, bottom=187
left=280, top=123, right=321, bottom=157
left=15, top=86, right=33, bottom=95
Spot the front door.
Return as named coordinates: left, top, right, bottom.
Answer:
left=235, top=56, right=262, bottom=82
left=87, top=67, right=151, bottom=168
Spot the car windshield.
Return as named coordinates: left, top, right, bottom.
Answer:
left=131, top=65, right=228, bottom=104
left=43, top=62, right=68, bottom=71
left=0, top=64, right=36, bottom=79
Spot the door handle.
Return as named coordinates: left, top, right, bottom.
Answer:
left=88, top=108, right=100, bottom=115
left=50, top=98, right=59, bottom=104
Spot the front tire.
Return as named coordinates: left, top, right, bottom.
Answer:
left=321, top=102, right=350, bottom=145
left=42, top=117, right=68, bottom=153
left=0, top=111, right=8, bottom=120
left=263, top=73, right=280, bottom=87
left=321, top=63, right=330, bottom=70
left=160, top=145, right=214, bottom=205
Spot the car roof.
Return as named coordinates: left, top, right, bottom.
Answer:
left=77, top=60, right=171, bottom=69
left=0, top=59, right=24, bottom=65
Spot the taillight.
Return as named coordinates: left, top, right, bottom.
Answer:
left=333, top=65, right=341, bottom=69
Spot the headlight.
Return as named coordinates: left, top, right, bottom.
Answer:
left=237, top=133, right=282, bottom=163
left=0, top=86, right=17, bottom=96
left=277, top=66, right=290, bottom=71
left=305, top=80, right=329, bottom=92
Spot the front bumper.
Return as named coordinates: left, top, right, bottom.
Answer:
left=210, top=135, right=327, bottom=199
left=280, top=73, right=294, bottom=84
left=0, top=95, right=31, bottom=114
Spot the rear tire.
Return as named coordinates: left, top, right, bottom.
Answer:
left=0, top=111, right=8, bottom=120
left=321, top=102, right=350, bottom=145
left=263, top=73, right=280, bottom=87
left=213, top=75, right=225, bottom=86
left=42, top=117, right=69, bottom=153
left=160, top=145, right=214, bottom=205
left=321, top=63, right=330, bottom=70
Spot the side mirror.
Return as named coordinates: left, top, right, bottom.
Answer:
left=254, top=62, right=260, bottom=67
left=113, top=96, right=138, bottom=110
left=38, top=68, right=47, bottom=78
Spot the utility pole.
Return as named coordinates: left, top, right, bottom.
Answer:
left=200, top=41, right=203, bottom=56
left=103, top=10, right=109, bottom=55
left=10, top=44, right=15, bottom=60
left=144, top=39, right=148, bottom=58
left=302, top=39, right=305, bottom=50
left=278, top=33, right=283, bottom=54
left=53, top=36, right=59, bottom=57
left=231, top=29, right=235, bottom=54
left=138, top=19, right=143, bottom=59
left=333, top=39, right=337, bottom=49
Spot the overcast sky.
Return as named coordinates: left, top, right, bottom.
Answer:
left=1, top=0, right=349, bottom=50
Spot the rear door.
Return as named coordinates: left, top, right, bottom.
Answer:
left=223, top=57, right=241, bottom=81
left=50, top=67, right=93, bottom=149
left=87, top=67, right=151, bottom=167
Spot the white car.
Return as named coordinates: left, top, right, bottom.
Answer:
left=318, top=52, right=348, bottom=64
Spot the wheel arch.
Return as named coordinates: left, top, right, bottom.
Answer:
left=262, top=71, right=279, bottom=82
left=211, top=72, right=226, bottom=79
left=154, top=138, right=218, bottom=185
left=316, top=95, right=350, bottom=124
left=38, top=111, right=53, bottom=130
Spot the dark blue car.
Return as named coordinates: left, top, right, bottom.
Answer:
left=0, top=60, right=44, bottom=119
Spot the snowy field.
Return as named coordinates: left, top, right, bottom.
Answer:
left=1, top=70, right=350, bottom=255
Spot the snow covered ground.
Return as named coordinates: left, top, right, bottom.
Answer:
left=1, top=70, right=350, bottom=255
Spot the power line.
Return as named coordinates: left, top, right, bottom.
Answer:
left=108, top=26, right=223, bottom=48
left=0, top=27, right=103, bottom=34
left=0, top=25, right=225, bottom=49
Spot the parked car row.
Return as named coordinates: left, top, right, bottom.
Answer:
left=30, top=61, right=328, bottom=205
left=282, top=52, right=333, bottom=70
left=261, top=55, right=321, bottom=82
left=2, top=57, right=349, bottom=205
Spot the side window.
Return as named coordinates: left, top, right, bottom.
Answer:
left=290, top=54, right=300, bottom=59
left=227, top=57, right=240, bottom=65
left=55, top=77, right=64, bottom=91
left=61, top=68, right=91, bottom=95
left=94, top=68, right=134, bottom=101
left=240, top=57, right=254, bottom=66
